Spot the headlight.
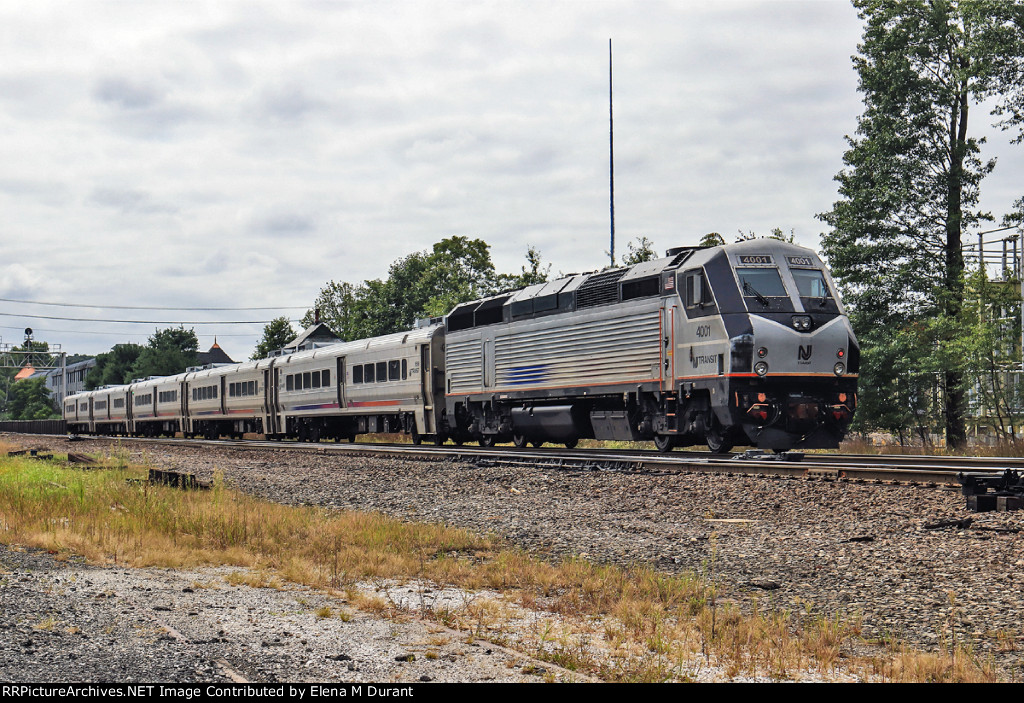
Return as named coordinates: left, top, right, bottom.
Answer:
left=792, top=316, right=811, bottom=331
left=834, top=362, right=846, bottom=376
left=754, top=361, right=769, bottom=376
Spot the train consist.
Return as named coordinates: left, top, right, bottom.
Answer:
left=64, top=239, right=858, bottom=453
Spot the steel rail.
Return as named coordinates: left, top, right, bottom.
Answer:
left=18, top=432, right=986, bottom=486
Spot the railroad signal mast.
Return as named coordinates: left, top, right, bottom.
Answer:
left=0, top=327, right=67, bottom=402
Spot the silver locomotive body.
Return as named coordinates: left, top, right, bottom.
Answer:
left=443, top=239, right=858, bottom=452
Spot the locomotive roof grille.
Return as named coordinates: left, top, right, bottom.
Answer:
left=575, top=268, right=627, bottom=309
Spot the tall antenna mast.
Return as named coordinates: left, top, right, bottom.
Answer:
left=609, top=38, right=615, bottom=268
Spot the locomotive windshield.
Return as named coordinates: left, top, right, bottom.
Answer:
left=791, top=269, right=831, bottom=299
left=736, top=267, right=787, bottom=297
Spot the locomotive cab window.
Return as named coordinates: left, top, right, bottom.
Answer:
left=680, top=269, right=717, bottom=318
left=791, top=268, right=838, bottom=312
left=736, top=267, right=787, bottom=296
left=735, top=267, right=791, bottom=311
left=791, top=269, right=830, bottom=298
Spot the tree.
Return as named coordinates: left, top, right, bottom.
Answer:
left=252, top=317, right=297, bottom=360
left=621, top=236, right=658, bottom=265
left=819, top=0, right=1024, bottom=448
left=6, top=378, right=59, bottom=420
left=307, top=239, right=549, bottom=339
left=497, top=245, right=551, bottom=289
left=128, top=327, right=199, bottom=380
left=86, top=343, right=144, bottom=389
left=699, top=232, right=726, bottom=247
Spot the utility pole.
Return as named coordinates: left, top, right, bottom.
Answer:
left=609, top=38, right=615, bottom=268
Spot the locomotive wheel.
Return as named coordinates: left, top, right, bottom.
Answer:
left=412, top=433, right=422, bottom=445
left=564, top=438, right=578, bottom=449
left=705, top=420, right=734, bottom=454
left=531, top=440, right=544, bottom=448
left=479, top=435, right=496, bottom=448
left=512, top=433, right=528, bottom=448
left=653, top=434, right=676, bottom=453
left=309, top=426, right=321, bottom=443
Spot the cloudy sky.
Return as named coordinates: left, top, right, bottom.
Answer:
left=2, top=0, right=1022, bottom=360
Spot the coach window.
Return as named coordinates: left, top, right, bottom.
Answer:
left=286, top=375, right=294, bottom=392
left=322, top=370, right=330, bottom=386
left=353, top=366, right=363, bottom=384
left=376, top=361, right=387, bottom=383
left=389, top=360, right=400, bottom=381
left=312, top=371, right=321, bottom=389
left=402, top=359, right=407, bottom=380
left=364, top=363, right=375, bottom=383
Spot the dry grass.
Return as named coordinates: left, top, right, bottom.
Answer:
left=0, top=445, right=1000, bottom=682
left=836, top=434, right=1024, bottom=457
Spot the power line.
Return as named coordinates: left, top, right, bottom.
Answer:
left=0, top=324, right=294, bottom=338
left=0, top=296, right=308, bottom=311
left=0, top=311, right=285, bottom=325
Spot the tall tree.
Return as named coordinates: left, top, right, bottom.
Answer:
left=307, top=239, right=548, bottom=339
left=6, top=378, right=59, bottom=420
left=86, top=343, right=144, bottom=389
left=251, top=317, right=297, bottom=360
left=820, top=0, right=1024, bottom=447
left=128, top=327, right=199, bottom=380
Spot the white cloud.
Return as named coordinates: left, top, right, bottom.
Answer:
left=0, top=0, right=1017, bottom=358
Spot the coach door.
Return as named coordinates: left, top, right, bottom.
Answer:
left=263, top=367, right=280, bottom=436
left=418, top=344, right=434, bottom=435
left=336, top=357, right=347, bottom=410
left=180, top=380, right=190, bottom=435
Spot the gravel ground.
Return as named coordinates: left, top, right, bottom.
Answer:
left=4, top=433, right=1024, bottom=681
left=0, top=543, right=580, bottom=684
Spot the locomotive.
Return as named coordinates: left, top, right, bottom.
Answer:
left=64, top=239, right=858, bottom=453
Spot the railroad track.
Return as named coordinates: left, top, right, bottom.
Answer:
left=17, top=431, right=1021, bottom=486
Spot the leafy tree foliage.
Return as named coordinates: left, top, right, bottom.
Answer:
left=820, top=0, right=1024, bottom=447
left=497, top=245, right=551, bottom=288
left=306, top=238, right=550, bottom=341
left=698, top=232, right=726, bottom=247
left=86, top=343, right=144, bottom=389
left=621, top=236, right=658, bottom=265
left=127, top=328, right=199, bottom=380
left=6, top=378, right=58, bottom=420
left=962, top=270, right=1024, bottom=439
left=251, top=317, right=297, bottom=360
